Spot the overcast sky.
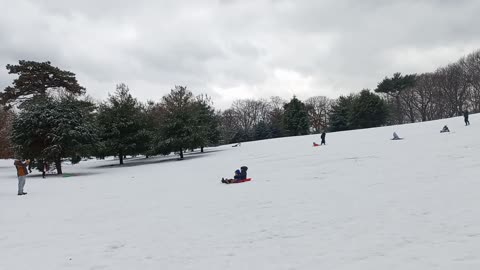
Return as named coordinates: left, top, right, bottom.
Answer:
left=1, top=0, right=480, bottom=108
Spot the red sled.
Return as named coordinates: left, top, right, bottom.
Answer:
left=225, top=178, right=252, bottom=184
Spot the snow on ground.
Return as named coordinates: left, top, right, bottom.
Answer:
left=1, top=115, right=480, bottom=270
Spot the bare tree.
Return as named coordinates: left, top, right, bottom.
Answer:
left=269, top=96, right=286, bottom=111
left=230, top=99, right=271, bottom=137
left=398, top=88, right=419, bottom=123
left=305, top=96, right=333, bottom=132
left=434, top=63, right=470, bottom=117
left=462, top=50, right=480, bottom=112
left=220, top=108, right=240, bottom=144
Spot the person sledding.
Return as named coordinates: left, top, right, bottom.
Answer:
left=440, top=125, right=450, bottom=133
left=313, top=142, right=320, bottom=147
left=392, top=132, right=402, bottom=140
left=222, top=166, right=249, bottom=184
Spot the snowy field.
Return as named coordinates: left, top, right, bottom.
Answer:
left=1, top=114, right=480, bottom=270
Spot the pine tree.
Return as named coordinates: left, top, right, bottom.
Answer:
left=0, top=107, right=14, bottom=158
left=375, top=72, right=416, bottom=124
left=1, top=60, right=85, bottom=110
left=254, top=121, right=271, bottom=140
left=351, top=90, right=389, bottom=129
left=329, top=95, right=355, bottom=132
left=191, top=95, right=220, bottom=152
left=269, top=108, right=286, bottom=138
left=283, top=96, right=309, bottom=136
left=329, top=90, right=388, bottom=131
left=96, top=84, right=148, bottom=165
left=10, top=95, right=96, bottom=174
left=158, top=86, right=197, bottom=159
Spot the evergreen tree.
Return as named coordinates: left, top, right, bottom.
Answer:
left=142, top=101, right=162, bottom=158
left=1, top=60, right=85, bottom=110
left=375, top=72, right=416, bottom=124
left=269, top=107, right=286, bottom=138
left=329, top=90, right=388, bottom=131
left=10, top=95, right=96, bottom=174
left=96, top=84, right=148, bottom=165
left=0, top=107, right=14, bottom=158
left=159, top=86, right=197, bottom=159
left=283, top=96, right=309, bottom=136
left=192, top=95, right=220, bottom=152
left=254, top=121, right=271, bottom=140
left=329, top=95, right=355, bottom=132
left=351, top=90, right=389, bottom=129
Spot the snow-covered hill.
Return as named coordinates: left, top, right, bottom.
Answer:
left=1, top=114, right=479, bottom=270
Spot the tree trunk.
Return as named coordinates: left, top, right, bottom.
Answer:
left=179, top=148, right=184, bottom=159
left=119, top=150, right=124, bottom=165
left=201, top=146, right=204, bottom=153
left=55, top=158, right=62, bottom=175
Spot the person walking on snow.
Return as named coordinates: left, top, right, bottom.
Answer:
left=320, top=132, right=326, bottom=145
left=14, top=159, right=30, bottom=195
left=464, top=110, right=470, bottom=126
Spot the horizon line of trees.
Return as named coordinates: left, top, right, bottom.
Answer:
left=1, top=49, right=479, bottom=172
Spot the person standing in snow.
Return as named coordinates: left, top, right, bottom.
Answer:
left=14, top=159, right=30, bottom=195
left=42, top=160, right=49, bottom=179
left=320, top=132, right=326, bottom=145
left=464, top=110, right=470, bottom=126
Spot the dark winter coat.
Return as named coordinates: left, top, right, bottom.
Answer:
left=321, top=132, right=326, bottom=140
left=464, top=111, right=469, bottom=119
left=240, top=166, right=248, bottom=180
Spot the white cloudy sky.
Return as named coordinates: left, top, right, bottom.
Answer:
left=1, top=0, right=479, bottom=108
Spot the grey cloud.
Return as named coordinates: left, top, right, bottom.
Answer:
left=1, top=0, right=480, bottom=108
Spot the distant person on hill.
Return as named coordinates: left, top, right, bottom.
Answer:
left=320, top=131, right=326, bottom=145
left=464, top=110, right=470, bottom=126
left=42, top=160, right=49, bottom=179
left=222, top=166, right=248, bottom=184
left=392, top=132, right=401, bottom=140
left=14, top=159, right=30, bottom=195
left=440, top=125, right=450, bottom=133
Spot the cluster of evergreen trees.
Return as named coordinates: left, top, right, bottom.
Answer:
left=2, top=49, right=480, bottom=172
left=329, top=90, right=389, bottom=132
left=218, top=92, right=388, bottom=142
left=0, top=61, right=219, bottom=173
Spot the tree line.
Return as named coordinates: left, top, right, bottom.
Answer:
left=1, top=50, right=479, bottom=172
left=376, top=50, right=480, bottom=124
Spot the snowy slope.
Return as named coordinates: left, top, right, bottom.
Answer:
left=1, top=115, right=479, bottom=270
